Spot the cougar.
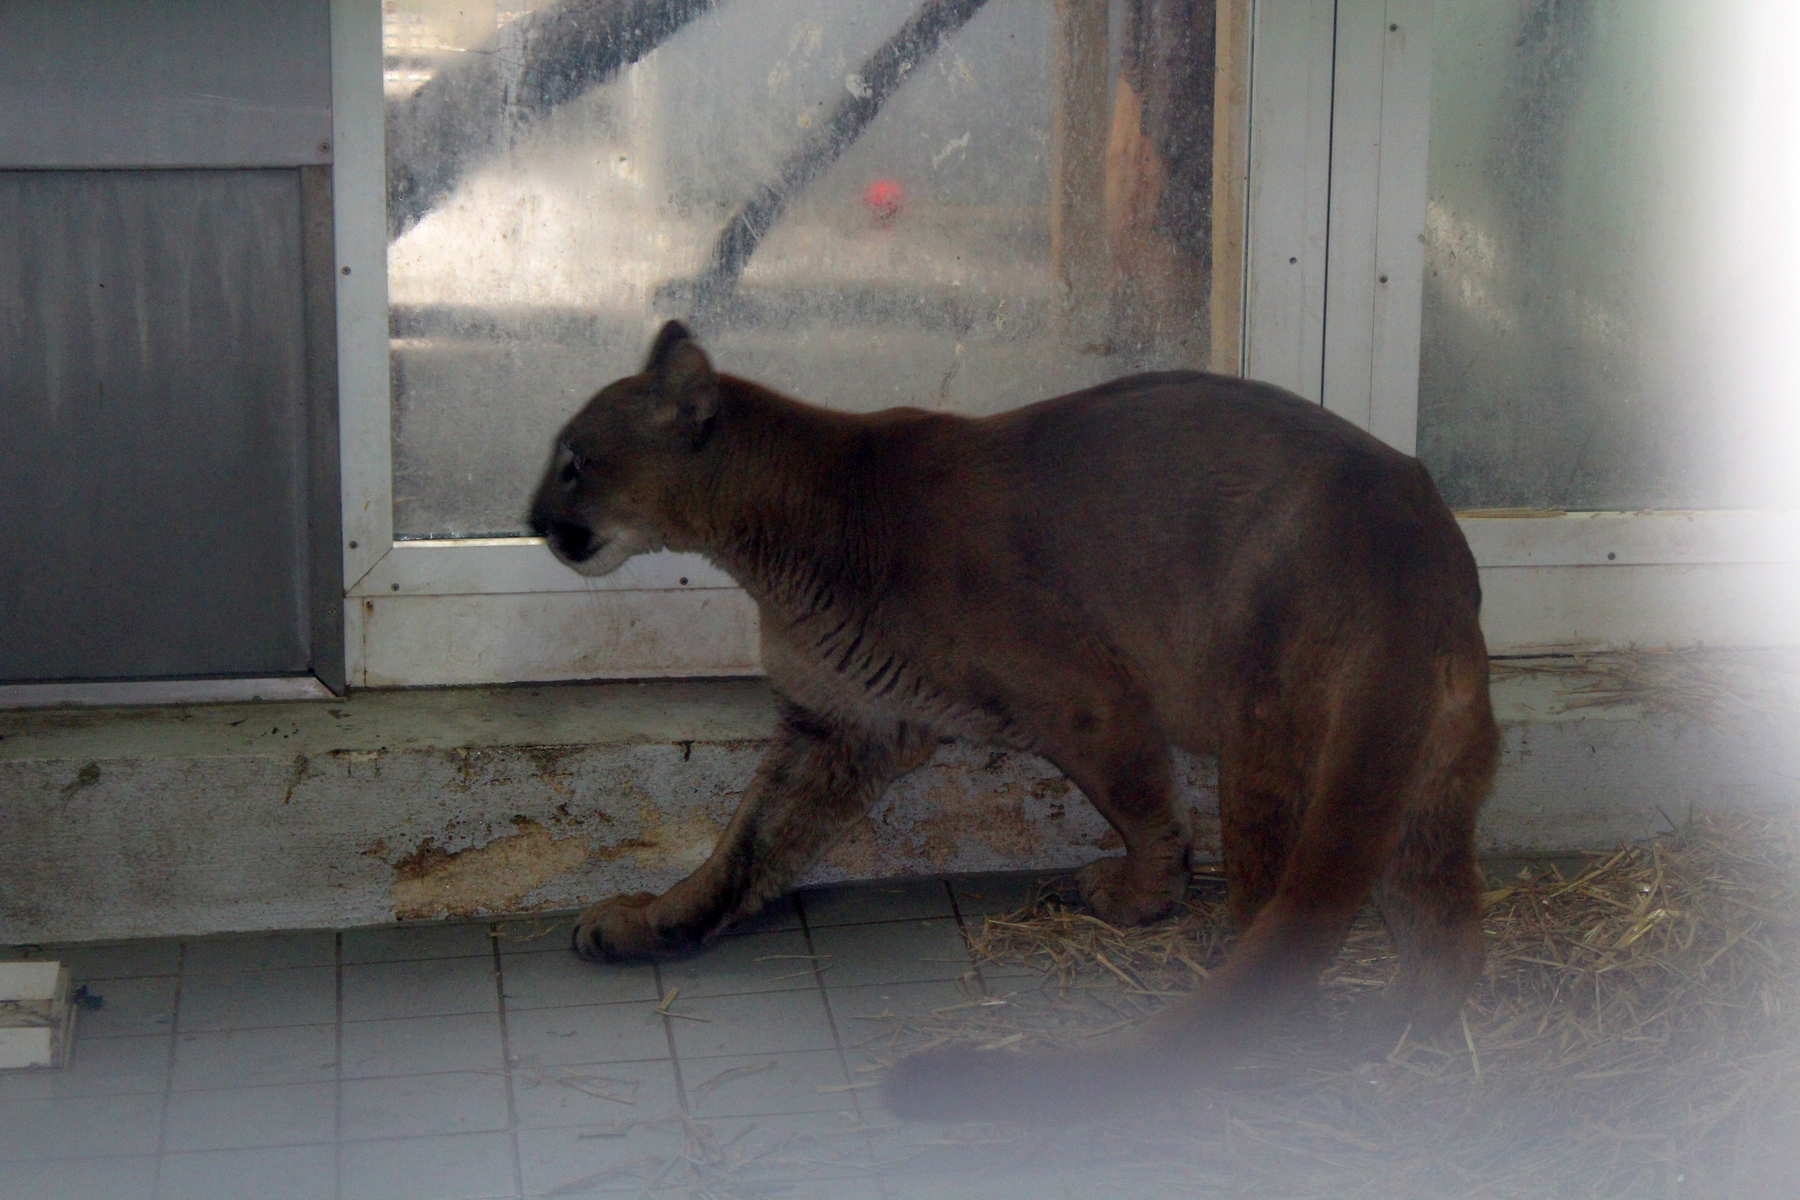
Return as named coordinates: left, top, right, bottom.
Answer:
left=527, top=321, right=1497, bottom=1121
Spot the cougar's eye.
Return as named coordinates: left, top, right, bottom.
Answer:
left=555, top=444, right=586, bottom=487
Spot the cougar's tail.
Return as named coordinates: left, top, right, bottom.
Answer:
left=883, top=984, right=1260, bottom=1121
left=882, top=899, right=1354, bottom=1121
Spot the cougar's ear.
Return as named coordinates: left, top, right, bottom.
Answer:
left=648, top=326, right=719, bottom=437
left=643, top=320, right=694, bottom=372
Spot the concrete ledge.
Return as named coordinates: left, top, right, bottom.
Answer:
left=3, top=661, right=1797, bottom=943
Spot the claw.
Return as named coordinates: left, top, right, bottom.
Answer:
left=570, top=920, right=601, bottom=963
left=1078, top=856, right=1183, bottom=926
left=568, top=892, right=665, bottom=962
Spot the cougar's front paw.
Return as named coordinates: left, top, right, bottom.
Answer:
left=571, top=892, right=661, bottom=962
left=1077, top=856, right=1182, bottom=926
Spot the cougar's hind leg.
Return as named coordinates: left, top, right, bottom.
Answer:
left=1357, top=659, right=1499, bottom=1046
left=573, top=706, right=935, bottom=962
left=1216, top=704, right=1306, bottom=930
left=1174, top=658, right=1435, bottom=1041
left=1066, top=745, right=1192, bottom=928
left=885, top=654, right=1438, bottom=1122
left=1022, top=680, right=1191, bottom=927
left=1363, top=809, right=1486, bottom=1045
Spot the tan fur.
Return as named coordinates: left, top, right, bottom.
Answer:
left=528, top=322, right=1498, bottom=1122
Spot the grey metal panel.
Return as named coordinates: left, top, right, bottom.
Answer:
left=300, top=165, right=345, bottom=693
left=0, top=169, right=313, bottom=682
left=0, top=0, right=332, bottom=169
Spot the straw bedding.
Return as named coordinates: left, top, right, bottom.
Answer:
left=536, top=808, right=1797, bottom=1198
left=859, top=807, right=1800, bottom=1198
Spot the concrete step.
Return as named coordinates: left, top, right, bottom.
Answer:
left=3, top=655, right=1796, bottom=943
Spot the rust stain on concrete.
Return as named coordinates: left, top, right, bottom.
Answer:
left=819, top=816, right=883, bottom=876
left=281, top=753, right=317, bottom=805
left=391, top=819, right=589, bottom=920
left=926, top=792, right=1044, bottom=861
left=56, top=761, right=102, bottom=805
left=901, top=784, right=1049, bottom=868
left=588, top=803, right=725, bottom=873
left=523, top=746, right=584, bottom=799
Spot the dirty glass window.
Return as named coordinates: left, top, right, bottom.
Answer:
left=384, top=0, right=1242, bottom=537
left=1417, top=0, right=1800, bottom=512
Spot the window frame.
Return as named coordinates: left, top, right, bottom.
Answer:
left=331, top=0, right=1800, bottom=689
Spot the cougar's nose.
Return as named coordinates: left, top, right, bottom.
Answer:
left=543, top=518, right=600, bottom=563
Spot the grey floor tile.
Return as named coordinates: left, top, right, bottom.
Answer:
left=154, top=1143, right=336, bottom=1200
left=0, top=1154, right=157, bottom=1200
left=656, top=929, right=823, bottom=997
left=515, top=1122, right=682, bottom=1197
left=38, top=940, right=182, bottom=981
left=825, top=978, right=978, bottom=1032
left=505, top=1003, right=670, bottom=1069
left=762, top=1180, right=885, bottom=1200
left=689, top=1113, right=880, bottom=1182
left=511, top=1059, right=681, bottom=1130
left=0, top=1033, right=169, bottom=1101
left=182, top=930, right=336, bottom=973
left=683, top=1049, right=856, bottom=1119
left=340, top=1070, right=511, bottom=1142
left=0, top=1092, right=163, bottom=1162
left=493, top=912, right=577, bottom=956
left=949, top=871, right=1069, bottom=918
left=727, top=1180, right=879, bottom=1200
left=341, top=921, right=495, bottom=965
left=722, top=894, right=803, bottom=935
left=518, top=1115, right=875, bottom=1197
left=494, top=899, right=802, bottom=961
left=951, top=873, right=1083, bottom=984
left=339, top=1131, right=517, bottom=1200
left=797, top=880, right=954, bottom=927
left=339, top=1011, right=505, bottom=1080
left=968, top=943, right=1057, bottom=982
left=826, top=980, right=983, bottom=1074
left=1059, top=1165, right=1213, bottom=1200
left=172, top=1024, right=337, bottom=1091
left=881, top=1165, right=1076, bottom=1200
left=161, top=1081, right=337, bottom=1153
left=667, top=988, right=838, bottom=1059
left=176, top=965, right=337, bottom=1033
left=863, top=1118, right=1051, bottom=1183
left=806, top=919, right=973, bottom=989
left=71, top=976, right=178, bottom=1039
left=342, top=955, right=500, bottom=1022
left=500, top=946, right=658, bottom=1010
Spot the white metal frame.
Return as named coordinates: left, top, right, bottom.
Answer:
left=332, top=0, right=1800, bottom=688
left=1242, top=0, right=1800, bottom=653
left=329, top=0, right=752, bottom=687
left=0, top=678, right=336, bottom=711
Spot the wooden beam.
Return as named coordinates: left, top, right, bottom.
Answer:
left=1209, top=0, right=1252, bottom=374
left=1051, top=0, right=1111, bottom=313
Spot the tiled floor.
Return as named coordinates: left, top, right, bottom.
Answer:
left=1, top=874, right=1075, bottom=1200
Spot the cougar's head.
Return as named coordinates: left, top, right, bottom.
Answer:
left=528, top=320, right=720, bottom=577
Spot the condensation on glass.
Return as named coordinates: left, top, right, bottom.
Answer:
left=384, top=0, right=1246, bottom=538
left=1418, top=0, right=1800, bottom=512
